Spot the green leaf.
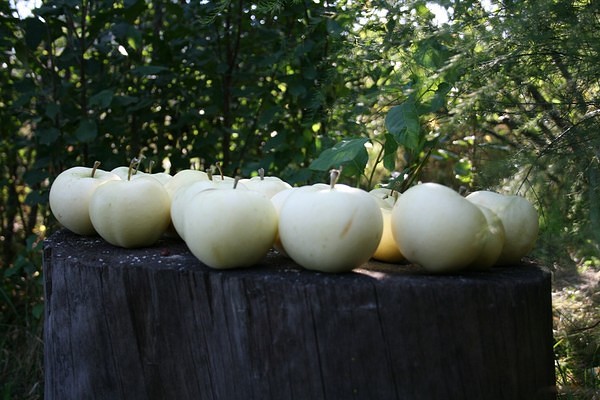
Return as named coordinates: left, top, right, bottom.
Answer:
left=309, top=137, right=370, bottom=171
left=32, top=304, right=44, bottom=320
left=23, top=168, right=48, bottom=185
left=258, top=106, right=282, bottom=127
left=382, top=133, right=398, bottom=171
left=131, top=65, right=169, bottom=76
left=113, top=95, right=138, bottom=106
left=45, top=103, right=60, bottom=119
left=289, top=83, right=307, bottom=98
left=326, top=18, right=343, bottom=36
left=75, top=119, right=98, bottom=143
left=24, top=17, right=45, bottom=49
left=37, top=127, right=60, bottom=146
left=385, top=101, right=421, bottom=151
left=25, top=189, right=46, bottom=206
left=428, top=82, right=451, bottom=112
left=89, top=89, right=114, bottom=108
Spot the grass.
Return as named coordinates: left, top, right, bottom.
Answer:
left=553, top=262, right=600, bottom=399
left=0, top=321, right=43, bottom=400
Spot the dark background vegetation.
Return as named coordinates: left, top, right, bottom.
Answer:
left=1, top=0, right=598, bottom=398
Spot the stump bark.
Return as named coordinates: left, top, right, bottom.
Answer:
left=43, top=229, right=556, bottom=400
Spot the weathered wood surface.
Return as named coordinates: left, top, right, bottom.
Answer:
left=43, top=229, right=556, bottom=400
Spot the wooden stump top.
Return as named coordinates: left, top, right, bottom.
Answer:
left=43, top=229, right=556, bottom=400
left=43, top=228, right=549, bottom=285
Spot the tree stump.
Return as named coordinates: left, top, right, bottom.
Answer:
left=43, top=229, right=556, bottom=400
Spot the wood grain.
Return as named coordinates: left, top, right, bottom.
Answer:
left=43, top=229, right=556, bottom=400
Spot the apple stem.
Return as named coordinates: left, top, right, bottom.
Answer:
left=135, top=155, right=146, bottom=174
left=91, top=161, right=101, bottom=178
left=206, top=169, right=213, bottom=181
left=329, top=168, right=341, bottom=189
left=148, top=160, right=155, bottom=174
left=215, top=162, right=224, bottom=180
left=128, top=158, right=140, bottom=181
left=233, top=176, right=241, bottom=189
left=258, top=167, right=265, bottom=180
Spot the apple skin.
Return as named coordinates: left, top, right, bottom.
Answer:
left=147, top=172, right=173, bottom=185
left=164, top=169, right=210, bottom=199
left=111, top=166, right=146, bottom=180
left=369, top=188, right=405, bottom=263
left=240, top=175, right=292, bottom=199
left=183, top=188, right=278, bottom=269
left=89, top=176, right=171, bottom=248
left=391, top=182, right=488, bottom=273
left=111, top=166, right=172, bottom=184
left=270, top=184, right=331, bottom=256
left=466, top=205, right=506, bottom=269
left=278, top=184, right=383, bottom=273
left=372, top=207, right=406, bottom=264
left=49, top=166, right=120, bottom=236
left=171, top=179, right=247, bottom=240
left=269, top=188, right=295, bottom=256
left=466, top=191, right=539, bottom=265
left=369, top=187, right=399, bottom=208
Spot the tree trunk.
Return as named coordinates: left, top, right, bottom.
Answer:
left=43, top=229, right=556, bottom=400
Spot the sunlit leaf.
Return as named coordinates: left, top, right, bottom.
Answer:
left=309, top=137, right=370, bottom=171
left=428, top=82, right=451, bottom=112
left=385, top=101, right=421, bottom=151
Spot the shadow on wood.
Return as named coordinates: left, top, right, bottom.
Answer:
left=43, top=229, right=556, bottom=400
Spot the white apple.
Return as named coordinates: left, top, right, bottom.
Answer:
left=369, top=187, right=399, bottom=208
left=111, top=165, right=146, bottom=180
left=369, top=187, right=405, bottom=263
left=240, top=168, right=292, bottom=199
left=277, top=170, right=383, bottom=273
left=269, top=184, right=327, bottom=256
left=164, top=169, right=210, bottom=199
left=89, top=162, right=171, bottom=248
left=183, top=183, right=278, bottom=269
left=144, top=160, right=173, bottom=185
left=391, top=182, right=488, bottom=273
left=466, top=191, right=539, bottom=265
left=373, top=207, right=406, bottom=263
left=49, top=162, right=120, bottom=236
left=147, top=171, right=172, bottom=185
left=466, top=205, right=505, bottom=269
left=170, top=178, right=247, bottom=240
left=269, top=187, right=296, bottom=256
left=112, top=166, right=173, bottom=185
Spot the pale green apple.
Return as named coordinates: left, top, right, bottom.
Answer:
left=183, top=187, right=278, bottom=269
left=369, top=188, right=405, bottom=263
left=49, top=164, right=120, bottom=236
left=240, top=168, right=292, bottom=199
left=369, top=187, right=399, bottom=208
left=89, top=175, right=171, bottom=248
left=278, top=180, right=383, bottom=273
left=164, top=169, right=210, bottom=199
left=171, top=178, right=247, bottom=240
left=391, top=182, right=488, bottom=273
left=466, top=190, right=539, bottom=265
left=111, top=166, right=146, bottom=180
left=466, top=205, right=506, bottom=269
